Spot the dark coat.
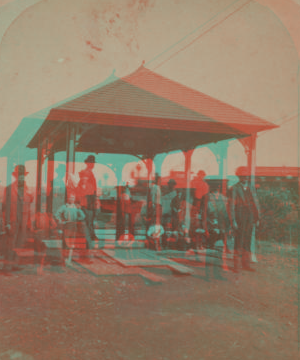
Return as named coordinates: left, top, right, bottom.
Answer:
left=230, top=182, right=260, bottom=226
left=2, top=181, right=34, bottom=251
left=2, top=182, right=33, bottom=234
left=206, top=192, right=231, bottom=232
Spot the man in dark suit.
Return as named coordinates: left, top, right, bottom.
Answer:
left=77, top=155, right=97, bottom=241
left=1, top=165, right=34, bottom=274
left=230, top=168, right=260, bottom=272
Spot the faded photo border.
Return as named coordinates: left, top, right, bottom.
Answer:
left=0, top=1, right=299, bottom=359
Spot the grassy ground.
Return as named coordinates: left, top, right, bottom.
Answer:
left=0, top=239, right=298, bottom=360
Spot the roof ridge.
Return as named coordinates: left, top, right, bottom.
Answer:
left=126, top=66, right=277, bottom=128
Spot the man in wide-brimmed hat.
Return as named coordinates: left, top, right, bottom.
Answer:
left=161, top=178, right=177, bottom=226
left=84, top=155, right=96, bottom=165
left=230, top=167, right=260, bottom=272
left=1, top=165, right=34, bottom=274
left=150, top=173, right=162, bottom=225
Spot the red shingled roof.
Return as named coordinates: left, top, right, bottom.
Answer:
left=122, top=67, right=276, bottom=134
left=27, top=66, right=277, bottom=154
left=50, top=66, right=276, bottom=135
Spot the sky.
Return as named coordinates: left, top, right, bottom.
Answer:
left=0, top=0, right=299, bottom=185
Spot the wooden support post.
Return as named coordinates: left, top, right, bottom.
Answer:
left=65, top=124, right=76, bottom=201
left=248, top=134, right=257, bottom=188
left=46, top=152, right=54, bottom=213
left=241, top=134, right=258, bottom=262
left=6, top=156, right=14, bottom=187
left=153, top=153, right=167, bottom=179
left=219, top=142, right=229, bottom=195
left=249, top=134, right=258, bottom=262
left=145, top=157, right=154, bottom=225
left=210, top=141, right=229, bottom=195
left=115, top=164, right=124, bottom=242
left=184, top=149, right=193, bottom=231
left=36, top=140, right=43, bottom=213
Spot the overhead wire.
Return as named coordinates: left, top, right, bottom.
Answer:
left=146, top=0, right=253, bottom=70
left=144, top=0, right=294, bottom=139
left=257, top=112, right=298, bottom=138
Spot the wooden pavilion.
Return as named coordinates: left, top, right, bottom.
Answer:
left=4, top=65, right=278, bottom=242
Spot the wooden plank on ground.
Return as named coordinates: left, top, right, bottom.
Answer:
left=102, top=249, right=193, bottom=275
left=73, top=256, right=165, bottom=283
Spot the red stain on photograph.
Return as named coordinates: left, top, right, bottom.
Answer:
left=0, top=0, right=298, bottom=359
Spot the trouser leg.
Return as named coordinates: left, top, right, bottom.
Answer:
left=33, top=231, right=47, bottom=265
left=241, top=223, right=253, bottom=269
left=195, top=233, right=201, bottom=250
left=5, top=235, right=15, bottom=262
left=6, top=226, right=25, bottom=264
left=207, top=232, right=217, bottom=249
left=63, top=222, right=77, bottom=263
left=233, top=229, right=242, bottom=272
left=129, top=213, right=135, bottom=236
left=233, top=250, right=241, bottom=272
left=4, top=235, right=17, bottom=269
left=78, top=221, right=93, bottom=249
left=82, top=208, right=96, bottom=240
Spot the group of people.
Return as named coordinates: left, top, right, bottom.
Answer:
left=147, top=169, right=260, bottom=273
left=0, top=155, right=98, bottom=274
left=0, top=155, right=260, bottom=275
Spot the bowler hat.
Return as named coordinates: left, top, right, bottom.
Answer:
left=207, top=179, right=224, bottom=191
left=197, top=170, right=206, bottom=178
left=84, top=155, right=96, bottom=164
left=12, top=165, right=29, bottom=177
left=168, top=179, right=177, bottom=186
left=235, top=166, right=250, bottom=177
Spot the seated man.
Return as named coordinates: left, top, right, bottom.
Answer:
left=146, top=223, right=164, bottom=251
left=162, top=223, right=178, bottom=250
left=177, top=224, right=192, bottom=251
left=118, top=229, right=135, bottom=247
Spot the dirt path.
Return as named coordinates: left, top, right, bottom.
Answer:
left=0, top=242, right=298, bottom=360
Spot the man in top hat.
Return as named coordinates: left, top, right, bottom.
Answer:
left=76, top=157, right=97, bottom=242
left=1, top=165, right=34, bottom=273
left=83, top=155, right=97, bottom=190
left=230, top=167, right=260, bottom=272
left=193, top=170, right=210, bottom=210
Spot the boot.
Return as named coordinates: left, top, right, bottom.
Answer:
left=232, top=250, right=241, bottom=273
left=242, top=251, right=255, bottom=272
left=213, top=256, right=227, bottom=280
